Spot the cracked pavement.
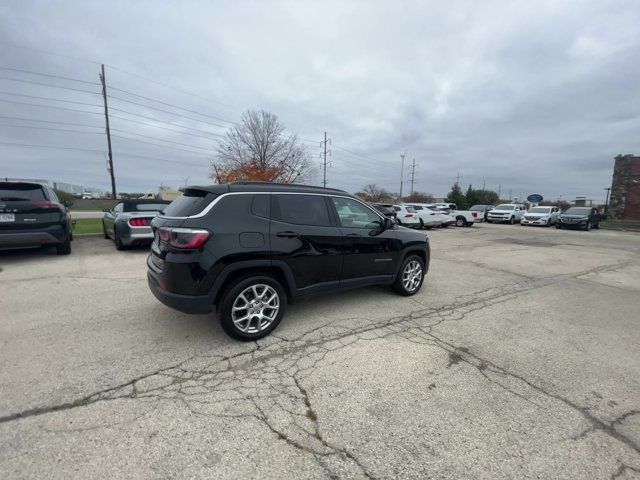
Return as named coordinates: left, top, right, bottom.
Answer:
left=1, top=224, right=639, bottom=479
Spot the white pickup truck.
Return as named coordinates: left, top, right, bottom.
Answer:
left=425, top=203, right=480, bottom=227
left=486, top=204, right=526, bottom=224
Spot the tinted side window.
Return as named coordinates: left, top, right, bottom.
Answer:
left=252, top=194, right=270, bottom=218
left=272, top=194, right=331, bottom=226
left=113, top=203, right=124, bottom=213
left=332, top=197, right=381, bottom=228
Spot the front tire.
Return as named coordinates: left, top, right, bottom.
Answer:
left=393, top=254, right=425, bottom=296
left=103, top=221, right=109, bottom=239
left=585, top=221, right=591, bottom=231
left=455, top=217, right=466, bottom=227
left=219, top=275, right=287, bottom=341
left=509, top=216, right=515, bottom=225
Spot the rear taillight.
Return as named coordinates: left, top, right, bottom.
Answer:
left=32, top=201, right=63, bottom=210
left=129, top=218, right=149, bottom=227
left=158, top=227, right=210, bottom=249
left=472, top=212, right=478, bottom=218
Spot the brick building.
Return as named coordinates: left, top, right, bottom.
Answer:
left=609, top=154, right=640, bottom=221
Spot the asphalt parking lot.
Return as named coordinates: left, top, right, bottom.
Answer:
left=1, top=223, right=639, bottom=479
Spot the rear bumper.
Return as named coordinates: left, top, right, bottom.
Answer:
left=147, top=271, right=213, bottom=314
left=120, top=226, right=154, bottom=246
left=0, top=225, right=66, bottom=249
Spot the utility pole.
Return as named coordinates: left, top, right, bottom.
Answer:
left=604, top=187, right=611, bottom=215
left=321, top=132, right=331, bottom=187
left=399, top=153, right=406, bottom=200
left=498, top=184, right=501, bottom=199
left=100, top=64, right=116, bottom=199
left=455, top=171, right=461, bottom=186
left=409, top=158, right=417, bottom=196
left=509, top=189, right=512, bottom=201
left=482, top=179, right=486, bottom=190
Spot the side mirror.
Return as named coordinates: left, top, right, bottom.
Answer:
left=102, top=208, right=111, bottom=213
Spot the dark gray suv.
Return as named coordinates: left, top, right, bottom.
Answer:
left=0, top=181, right=73, bottom=255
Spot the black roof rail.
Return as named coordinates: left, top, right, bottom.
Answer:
left=230, top=181, right=347, bottom=193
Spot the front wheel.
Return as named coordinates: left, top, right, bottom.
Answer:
left=393, top=255, right=425, bottom=296
left=219, top=276, right=287, bottom=340
left=585, top=221, right=592, bottom=231
left=509, top=216, right=515, bottom=225
left=455, top=217, right=466, bottom=227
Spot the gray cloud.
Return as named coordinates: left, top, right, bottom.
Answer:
left=1, top=0, right=639, bottom=202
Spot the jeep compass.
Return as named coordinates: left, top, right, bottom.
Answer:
left=147, top=182, right=430, bottom=340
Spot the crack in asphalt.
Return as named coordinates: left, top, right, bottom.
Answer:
left=1, top=260, right=638, bottom=478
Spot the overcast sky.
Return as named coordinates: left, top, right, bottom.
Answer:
left=1, top=0, right=639, bottom=201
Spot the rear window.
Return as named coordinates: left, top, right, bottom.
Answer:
left=0, top=183, right=47, bottom=202
left=162, top=191, right=217, bottom=217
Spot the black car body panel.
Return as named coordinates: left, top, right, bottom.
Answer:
left=0, top=181, right=72, bottom=251
left=147, top=183, right=430, bottom=314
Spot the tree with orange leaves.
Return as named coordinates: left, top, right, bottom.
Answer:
left=212, top=110, right=313, bottom=184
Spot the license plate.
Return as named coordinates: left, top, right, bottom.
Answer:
left=0, top=214, right=15, bottom=222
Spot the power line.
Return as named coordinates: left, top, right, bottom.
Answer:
left=108, top=86, right=235, bottom=124
left=109, top=116, right=222, bottom=141
left=112, top=134, right=213, bottom=157
left=0, top=139, right=210, bottom=169
left=0, top=76, right=100, bottom=94
left=0, top=98, right=103, bottom=115
left=0, top=123, right=103, bottom=135
left=107, top=94, right=231, bottom=129
left=0, top=66, right=100, bottom=85
left=111, top=128, right=214, bottom=150
left=106, top=64, right=234, bottom=108
left=111, top=132, right=214, bottom=155
left=0, top=114, right=102, bottom=129
left=109, top=106, right=225, bottom=137
left=0, top=140, right=105, bottom=153
left=0, top=91, right=102, bottom=108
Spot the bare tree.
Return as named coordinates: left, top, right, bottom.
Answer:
left=211, top=110, right=312, bottom=184
left=355, top=184, right=394, bottom=203
left=403, top=191, right=435, bottom=203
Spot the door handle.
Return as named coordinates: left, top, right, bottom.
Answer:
left=346, top=233, right=361, bottom=238
left=277, top=231, right=299, bottom=238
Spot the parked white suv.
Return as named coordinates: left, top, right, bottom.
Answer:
left=520, top=206, right=560, bottom=227
left=487, top=204, right=526, bottom=224
left=407, top=204, right=442, bottom=228
left=393, top=205, right=421, bottom=228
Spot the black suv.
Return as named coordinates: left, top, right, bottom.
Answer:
left=0, top=181, right=73, bottom=254
left=147, top=183, right=430, bottom=340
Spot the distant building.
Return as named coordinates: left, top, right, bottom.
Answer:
left=609, top=154, right=640, bottom=221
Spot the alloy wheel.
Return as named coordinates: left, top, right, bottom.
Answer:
left=231, top=284, right=280, bottom=334
left=402, top=260, right=423, bottom=293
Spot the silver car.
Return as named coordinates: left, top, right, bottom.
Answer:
left=102, top=200, right=170, bottom=250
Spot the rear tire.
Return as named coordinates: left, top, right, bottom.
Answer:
left=114, top=230, right=126, bottom=250
left=455, top=217, right=466, bottom=227
left=419, top=219, right=424, bottom=229
left=219, top=275, right=287, bottom=341
left=103, top=221, right=109, bottom=239
left=393, top=254, right=425, bottom=296
left=56, top=236, right=71, bottom=255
